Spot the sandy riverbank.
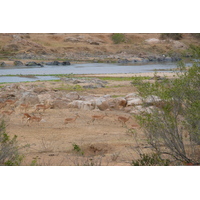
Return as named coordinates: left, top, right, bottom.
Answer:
left=79, top=71, right=179, bottom=78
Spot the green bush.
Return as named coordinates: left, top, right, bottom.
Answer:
left=0, top=120, right=24, bottom=165
left=111, top=33, right=125, bottom=44
left=132, top=153, right=170, bottom=166
left=72, top=143, right=84, bottom=155
left=160, top=33, right=183, bottom=40
left=133, top=46, right=200, bottom=165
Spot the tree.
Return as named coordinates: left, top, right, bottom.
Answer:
left=132, top=46, right=200, bottom=165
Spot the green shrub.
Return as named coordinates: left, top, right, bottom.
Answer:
left=72, top=143, right=84, bottom=155
left=160, top=33, right=183, bottom=40
left=132, top=153, right=170, bottom=166
left=0, top=120, right=24, bottom=166
left=133, top=54, right=200, bottom=165
left=111, top=33, right=125, bottom=44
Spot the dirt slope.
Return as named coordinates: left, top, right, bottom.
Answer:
left=0, top=33, right=199, bottom=61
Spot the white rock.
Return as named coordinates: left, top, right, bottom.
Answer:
left=126, top=97, right=143, bottom=106
left=145, top=95, right=162, bottom=104
left=125, top=93, right=139, bottom=100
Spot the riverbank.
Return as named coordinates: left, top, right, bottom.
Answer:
left=78, top=71, right=179, bottom=78
left=1, top=33, right=199, bottom=67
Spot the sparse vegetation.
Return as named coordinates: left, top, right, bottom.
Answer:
left=98, top=76, right=149, bottom=81
left=131, top=153, right=170, bottom=166
left=0, top=120, right=24, bottom=165
left=190, top=33, right=200, bottom=39
left=160, top=33, right=183, bottom=40
left=72, top=143, right=84, bottom=155
left=56, top=84, right=84, bottom=91
left=111, top=33, right=125, bottom=44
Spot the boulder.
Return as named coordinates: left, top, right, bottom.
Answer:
left=125, top=93, right=139, bottom=100
left=157, top=57, right=165, bottom=62
left=52, top=100, right=69, bottom=109
left=126, top=97, right=143, bottom=106
left=25, top=62, right=44, bottom=67
left=66, top=92, right=80, bottom=101
left=89, top=41, right=99, bottom=45
left=131, top=58, right=144, bottom=62
left=83, top=85, right=97, bottom=89
left=14, top=61, right=24, bottom=66
left=144, top=95, right=162, bottom=105
left=116, top=97, right=127, bottom=107
left=33, top=87, right=48, bottom=94
left=67, top=100, right=83, bottom=109
left=81, top=100, right=96, bottom=110
left=164, top=57, right=172, bottom=62
left=45, top=61, right=63, bottom=65
left=107, top=97, right=127, bottom=110
left=0, top=62, right=6, bottom=67
left=130, top=105, right=156, bottom=114
left=118, top=59, right=130, bottom=64
left=62, top=61, right=71, bottom=65
left=94, top=97, right=109, bottom=111
left=147, top=56, right=157, bottom=62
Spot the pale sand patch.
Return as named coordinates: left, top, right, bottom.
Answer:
left=79, top=72, right=179, bottom=78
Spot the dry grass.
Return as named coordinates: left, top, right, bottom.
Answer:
left=1, top=33, right=200, bottom=59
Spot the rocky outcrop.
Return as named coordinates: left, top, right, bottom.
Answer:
left=66, top=92, right=80, bottom=101
left=130, top=105, right=156, bottom=114
left=94, top=97, right=110, bottom=111
left=25, top=62, right=44, bottom=67
left=53, top=99, right=70, bottom=109
left=125, top=93, right=143, bottom=106
left=0, top=62, right=7, bottom=67
left=45, top=61, right=71, bottom=66
left=118, top=59, right=131, bottom=64
left=14, top=61, right=24, bottom=66
left=107, top=97, right=127, bottom=110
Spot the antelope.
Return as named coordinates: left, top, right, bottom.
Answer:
left=19, top=103, right=30, bottom=112
left=89, top=113, right=108, bottom=124
left=5, top=99, right=18, bottom=107
left=22, top=113, right=32, bottom=123
left=64, top=114, right=80, bottom=126
left=26, top=114, right=45, bottom=125
left=0, top=102, right=6, bottom=109
left=131, top=124, right=140, bottom=129
left=34, top=103, right=51, bottom=112
left=1, top=109, right=15, bottom=116
left=118, top=115, right=132, bottom=126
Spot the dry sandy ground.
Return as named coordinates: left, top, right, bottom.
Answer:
left=80, top=71, right=179, bottom=78
left=2, top=72, right=172, bottom=166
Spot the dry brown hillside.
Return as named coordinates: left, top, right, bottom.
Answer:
left=0, top=33, right=199, bottom=61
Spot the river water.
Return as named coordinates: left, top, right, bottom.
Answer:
left=0, top=62, right=191, bottom=83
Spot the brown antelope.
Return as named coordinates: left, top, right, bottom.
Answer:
left=19, top=103, right=30, bottom=112
left=89, top=113, right=108, bottom=124
left=27, top=116, right=43, bottom=125
left=118, top=115, right=132, bottom=126
left=1, top=109, right=15, bottom=116
left=64, top=114, right=80, bottom=126
left=5, top=99, right=18, bottom=108
left=0, top=102, right=6, bottom=109
left=131, top=124, right=140, bottom=129
left=34, top=103, right=51, bottom=112
left=22, top=113, right=32, bottom=123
